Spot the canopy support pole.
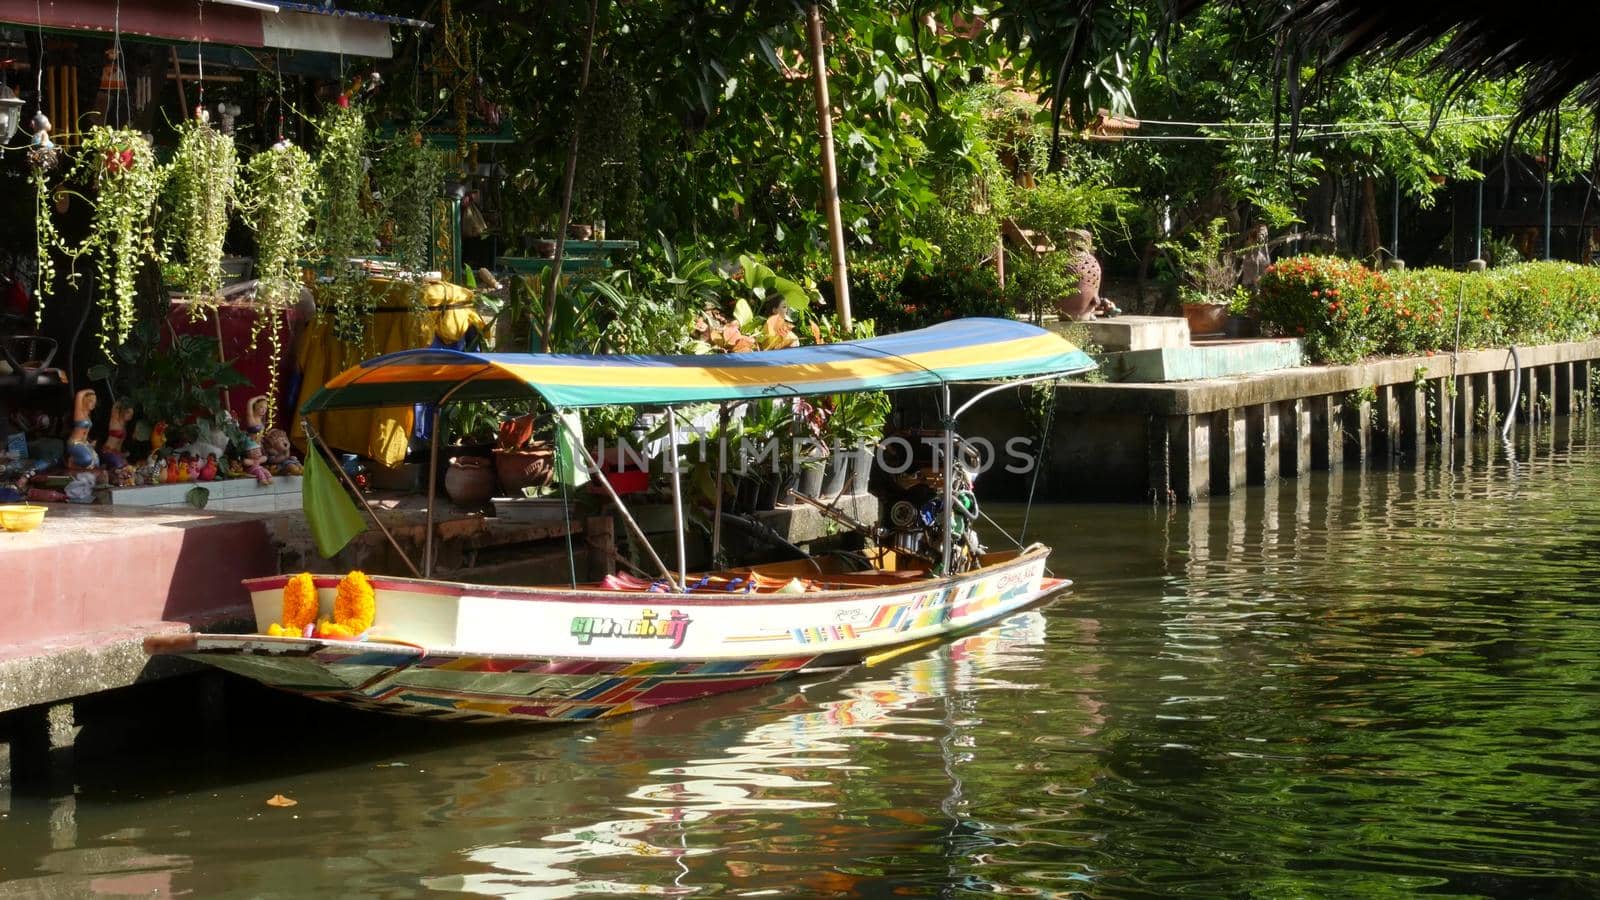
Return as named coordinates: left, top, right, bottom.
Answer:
left=666, top=405, right=689, bottom=591
left=806, top=3, right=852, bottom=330
left=424, top=405, right=443, bottom=577
left=303, top=422, right=421, bottom=578
left=710, top=403, right=729, bottom=569
left=574, top=439, right=681, bottom=591
left=940, top=384, right=954, bottom=575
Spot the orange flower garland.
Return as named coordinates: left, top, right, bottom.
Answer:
left=266, top=572, right=318, bottom=637
left=316, top=570, right=376, bottom=640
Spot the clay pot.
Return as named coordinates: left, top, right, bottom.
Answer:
left=1182, top=303, right=1229, bottom=336
left=567, top=224, right=593, bottom=241
left=1055, top=229, right=1102, bottom=321
left=532, top=239, right=557, bottom=258
left=494, top=444, right=555, bottom=495
left=444, top=455, right=495, bottom=507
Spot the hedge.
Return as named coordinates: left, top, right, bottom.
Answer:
left=1255, top=257, right=1600, bottom=364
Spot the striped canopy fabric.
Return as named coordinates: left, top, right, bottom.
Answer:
left=300, top=318, right=1096, bottom=412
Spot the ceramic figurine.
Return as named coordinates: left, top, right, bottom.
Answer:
left=163, top=456, right=178, bottom=484
left=245, top=395, right=270, bottom=439
left=226, top=457, right=245, bottom=479
left=110, top=464, right=135, bottom=487
left=262, top=428, right=302, bottom=475
left=66, top=389, right=100, bottom=472
left=198, top=454, right=218, bottom=482
left=135, top=457, right=157, bottom=485
left=149, top=422, right=168, bottom=454
left=241, top=438, right=272, bottom=485
left=101, top=399, right=135, bottom=470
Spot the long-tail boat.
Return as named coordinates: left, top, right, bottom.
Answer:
left=145, top=318, right=1094, bottom=723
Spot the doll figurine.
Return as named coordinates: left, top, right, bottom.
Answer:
left=262, top=428, right=302, bottom=475
left=65, top=389, right=100, bottom=472
left=241, top=438, right=273, bottom=485
left=101, top=399, right=135, bottom=470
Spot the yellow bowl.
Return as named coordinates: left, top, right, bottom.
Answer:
left=0, top=504, right=48, bottom=532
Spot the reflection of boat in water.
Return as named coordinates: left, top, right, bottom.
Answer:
left=422, top=610, right=1052, bottom=897
left=146, top=320, right=1091, bottom=723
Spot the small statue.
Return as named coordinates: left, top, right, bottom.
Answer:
left=245, top=395, right=270, bottom=439
left=66, top=389, right=100, bottom=472
left=149, top=421, right=168, bottom=455
left=135, top=457, right=157, bottom=485
left=176, top=456, right=193, bottom=483
left=241, top=438, right=272, bottom=485
left=110, top=464, right=136, bottom=487
left=262, top=427, right=302, bottom=476
left=153, top=456, right=169, bottom=485
left=198, top=454, right=219, bottom=482
left=101, top=399, right=135, bottom=471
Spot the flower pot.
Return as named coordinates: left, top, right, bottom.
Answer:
left=1223, top=314, right=1259, bottom=338
left=1182, top=303, right=1228, bottom=336
left=567, top=224, right=593, bottom=241
left=444, top=455, right=495, bottom=507
left=850, top=444, right=875, bottom=495
left=797, top=464, right=826, bottom=499
left=493, top=444, right=555, bottom=495
left=532, top=239, right=557, bottom=258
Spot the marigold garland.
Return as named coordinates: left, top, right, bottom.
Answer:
left=329, top=570, right=376, bottom=635
left=266, top=571, right=318, bottom=636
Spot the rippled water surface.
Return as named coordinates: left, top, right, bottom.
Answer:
left=4, top=420, right=1600, bottom=897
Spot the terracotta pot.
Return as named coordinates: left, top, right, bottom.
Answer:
left=444, top=455, right=495, bottom=507
left=567, top=223, right=593, bottom=241
left=494, top=444, right=555, bottom=495
left=1182, top=303, right=1229, bottom=336
left=532, top=239, right=557, bottom=258
left=1055, top=229, right=1102, bottom=321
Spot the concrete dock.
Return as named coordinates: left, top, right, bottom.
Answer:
left=958, top=338, right=1599, bottom=502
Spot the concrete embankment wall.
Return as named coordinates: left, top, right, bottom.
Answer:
left=954, top=339, right=1600, bottom=503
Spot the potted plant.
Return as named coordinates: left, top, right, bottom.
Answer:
left=1160, top=217, right=1238, bottom=336
left=440, top=401, right=502, bottom=506
left=493, top=412, right=556, bottom=495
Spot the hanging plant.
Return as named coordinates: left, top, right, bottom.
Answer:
left=165, top=118, right=240, bottom=309
left=243, top=139, right=320, bottom=426
left=315, top=101, right=378, bottom=351
left=373, top=129, right=448, bottom=305
left=31, top=167, right=65, bottom=323
left=65, top=126, right=165, bottom=353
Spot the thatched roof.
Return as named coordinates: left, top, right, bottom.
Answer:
left=1277, top=1, right=1600, bottom=120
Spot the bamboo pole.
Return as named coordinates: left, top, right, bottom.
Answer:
left=806, top=4, right=852, bottom=330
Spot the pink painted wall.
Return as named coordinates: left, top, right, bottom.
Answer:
left=1, top=511, right=275, bottom=650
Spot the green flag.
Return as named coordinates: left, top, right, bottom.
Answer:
left=302, top=443, right=367, bottom=558
left=556, top=410, right=590, bottom=489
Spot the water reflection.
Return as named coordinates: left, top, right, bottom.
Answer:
left=427, top=611, right=1060, bottom=898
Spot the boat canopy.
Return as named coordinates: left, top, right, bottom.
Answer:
left=300, top=317, right=1096, bottom=412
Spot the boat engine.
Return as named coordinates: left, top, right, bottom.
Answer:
left=877, top=430, right=985, bottom=573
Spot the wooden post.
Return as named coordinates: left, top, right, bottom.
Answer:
left=542, top=0, right=602, bottom=349
left=807, top=4, right=852, bottom=329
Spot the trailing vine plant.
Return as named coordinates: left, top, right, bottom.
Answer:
left=31, top=167, right=64, bottom=322
left=374, top=129, right=448, bottom=304
left=165, top=118, right=240, bottom=310
left=243, top=139, right=320, bottom=426
left=66, top=126, right=166, bottom=353
left=315, top=100, right=378, bottom=351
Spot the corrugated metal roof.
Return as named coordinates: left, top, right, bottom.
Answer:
left=271, top=2, right=432, bottom=30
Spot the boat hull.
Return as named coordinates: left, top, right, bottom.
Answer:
left=146, top=548, right=1067, bottom=723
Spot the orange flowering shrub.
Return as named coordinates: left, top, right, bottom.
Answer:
left=1257, top=258, right=1600, bottom=363
left=266, top=572, right=318, bottom=636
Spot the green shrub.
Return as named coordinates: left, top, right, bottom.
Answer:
left=1257, top=257, right=1600, bottom=363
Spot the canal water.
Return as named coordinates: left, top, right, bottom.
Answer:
left=3, top=420, right=1599, bottom=898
